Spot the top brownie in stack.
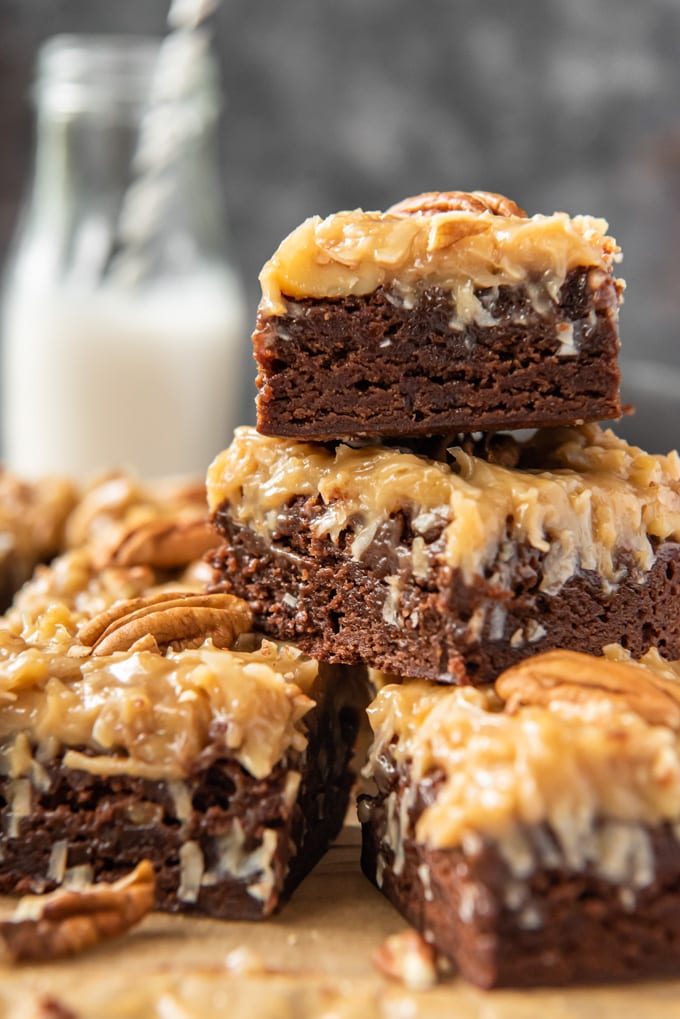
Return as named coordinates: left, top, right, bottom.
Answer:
left=253, top=190, right=623, bottom=439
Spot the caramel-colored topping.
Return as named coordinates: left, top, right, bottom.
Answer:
left=388, top=190, right=527, bottom=218
left=366, top=648, right=680, bottom=853
left=4, top=535, right=217, bottom=653
left=0, top=470, right=219, bottom=650
left=207, top=425, right=680, bottom=594
left=0, top=639, right=317, bottom=780
left=258, top=197, right=620, bottom=317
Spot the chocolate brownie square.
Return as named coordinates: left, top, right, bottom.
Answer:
left=253, top=191, right=623, bottom=439
left=0, top=588, right=367, bottom=919
left=359, top=647, right=680, bottom=986
left=208, top=423, right=680, bottom=684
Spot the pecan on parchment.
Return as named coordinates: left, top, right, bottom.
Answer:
left=372, top=929, right=438, bottom=991
left=0, top=860, right=155, bottom=964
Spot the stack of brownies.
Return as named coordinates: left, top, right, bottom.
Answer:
left=207, top=190, right=680, bottom=985
left=2, top=189, right=680, bottom=990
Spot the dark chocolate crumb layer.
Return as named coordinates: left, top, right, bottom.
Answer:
left=254, top=270, right=622, bottom=439
left=211, top=503, right=680, bottom=684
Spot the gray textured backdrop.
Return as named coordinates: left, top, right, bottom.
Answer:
left=1, top=0, right=680, bottom=441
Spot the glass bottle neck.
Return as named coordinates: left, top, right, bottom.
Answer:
left=23, top=34, right=228, bottom=288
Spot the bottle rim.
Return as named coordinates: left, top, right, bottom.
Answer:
left=34, top=33, right=219, bottom=118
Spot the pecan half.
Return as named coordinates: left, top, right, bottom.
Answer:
left=496, top=649, right=680, bottom=729
left=0, top=860, right=155, bottom=964
left=107, top=517, right=219, bottom=570
left=388, top=190, right=527, bottom=218
left=78, top=591, right=253, bottom=655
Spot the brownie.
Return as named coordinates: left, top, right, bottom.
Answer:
left=0, top=467, right=217, bottom=621
left=0, top=466, right=223, bottom=652
left=359, top=649, right=680, bottom=987
left=0, top=472, right=77, bottom=611
left=207, top=424, right=680, bottom=684
left=0, top=598, right=368, bottom=919
left=254, top=191, right=623, bottom=439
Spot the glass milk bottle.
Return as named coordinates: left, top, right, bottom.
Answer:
left=1, top=34, right=246, bottom=480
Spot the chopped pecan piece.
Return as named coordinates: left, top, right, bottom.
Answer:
left=78, top=591, right=253, bottom=655
left=0, top=861, right=155, bottom=964
left=496, top=649, right=680, bottom=729
left=372, top=929, right=438, bottom=991
left=388, top=190, right=527, bottom=218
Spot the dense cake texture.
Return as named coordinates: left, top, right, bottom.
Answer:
left=359, top=648, right=680, bottom=987
left=254, top=191, right=623, bottom=439
left=207, top=424, right=680, bottom=684
left=0, top=593, right=367, bottom=919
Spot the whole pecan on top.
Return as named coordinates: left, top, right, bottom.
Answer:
left=496, top=649, right=680, bottom=729
left=78, top=591, right=253, bottom=656
left=388, top=190, right=527, bottom=218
